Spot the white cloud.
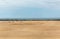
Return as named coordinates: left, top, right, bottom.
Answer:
left=0, top=0, right=60, bottom=9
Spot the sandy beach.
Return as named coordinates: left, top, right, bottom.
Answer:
left=0, top=21, right=60, bottom=39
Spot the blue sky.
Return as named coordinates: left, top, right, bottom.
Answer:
left=0, top=0, right=60, bottom=19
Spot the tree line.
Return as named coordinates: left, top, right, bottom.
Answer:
left=0, top=19, right=60, bottom=21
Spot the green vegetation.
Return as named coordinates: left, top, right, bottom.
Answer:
left=0, top=18, right=60, bottom=21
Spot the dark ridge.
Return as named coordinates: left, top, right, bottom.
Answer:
left=0, top=18, right=60, bottom=21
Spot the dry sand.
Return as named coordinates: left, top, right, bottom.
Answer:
left=0, top=21, right=60, bottom=39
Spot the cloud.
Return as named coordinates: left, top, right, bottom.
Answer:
left=0, top=0, right=60, bottom=9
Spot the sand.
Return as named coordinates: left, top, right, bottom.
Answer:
left=0, top=21, right=60, bottom=39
